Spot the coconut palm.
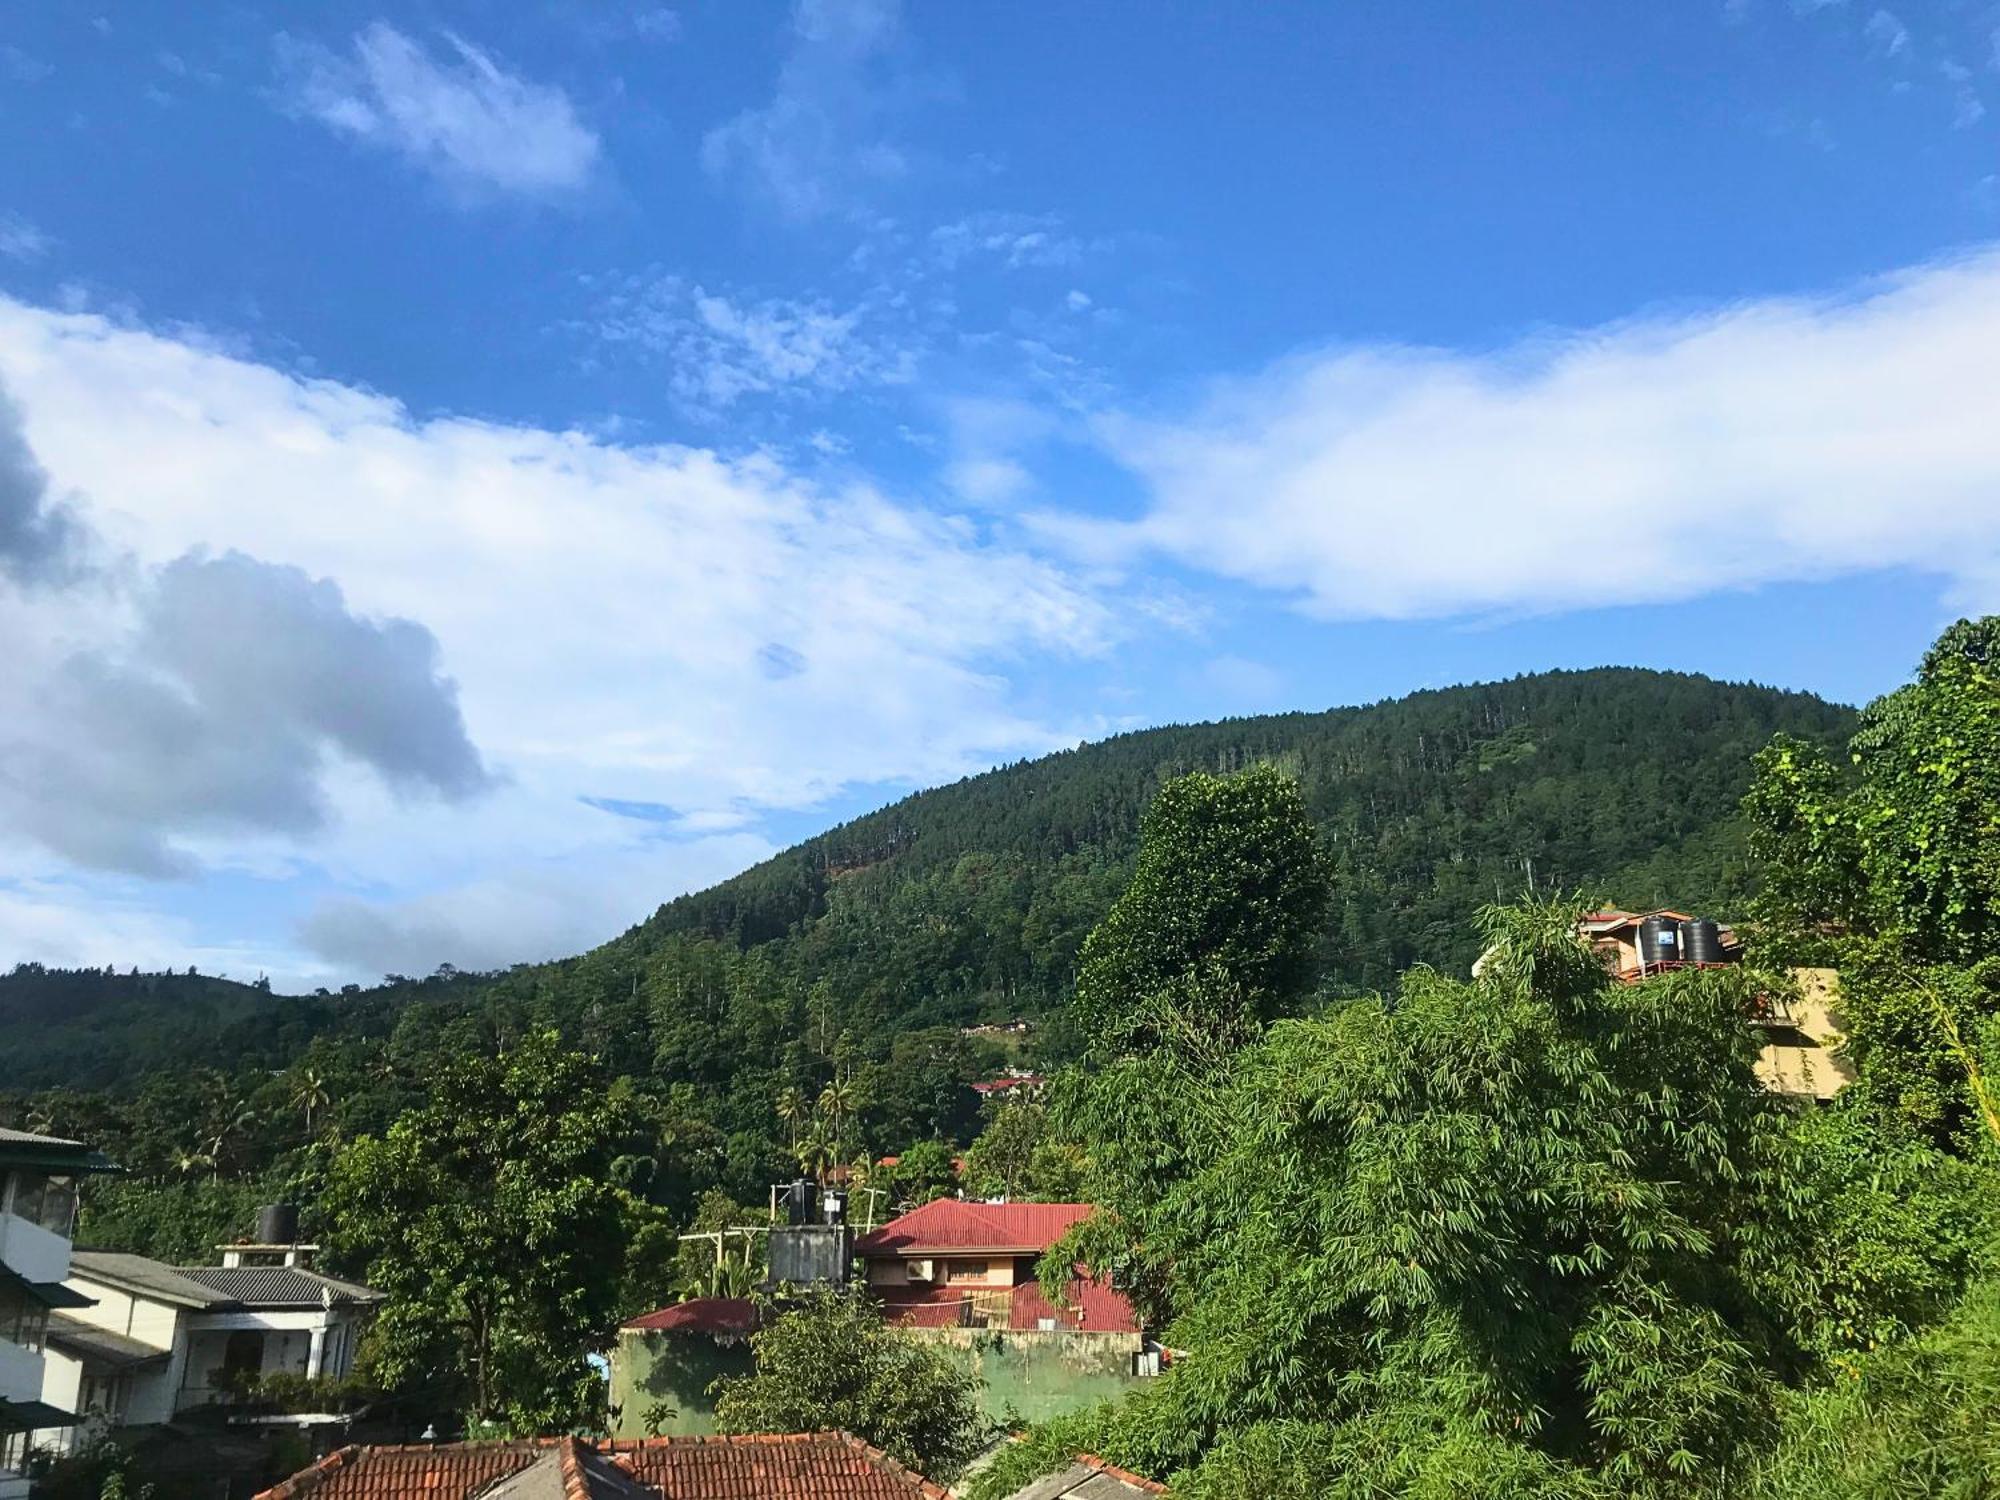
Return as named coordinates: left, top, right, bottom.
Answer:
left=291, top=1068, right=332, bottom=1136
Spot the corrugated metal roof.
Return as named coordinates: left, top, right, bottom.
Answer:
left=68, top=1252, right=379, bottom=1309
left=854, top=1200, right=1097, bottom=1256
left=178, top=1265, right=381, bottom=1307
left=0, top=1126, right=83, bottom=1146
left=621, top=1296, right=761, bottom=1336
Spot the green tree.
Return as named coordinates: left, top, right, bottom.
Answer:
left=1744, top=616, right=2000, bottom=1152
left=1045, top=899, right=1799, bottom=1499
left=322, top=1028, right=634, bottom=1432
left=885, top=1139, right=959, bottom=1209
left=1071, top=766, right=1332, bottom=1057
left=713, top=1285, right=988, bottom=1481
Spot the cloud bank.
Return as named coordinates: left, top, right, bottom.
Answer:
left=1079, top=249, right=2000, bottom=620
left=0, top=296, right=1112, bottom=975
left=0, top=384, right=490, bottom=877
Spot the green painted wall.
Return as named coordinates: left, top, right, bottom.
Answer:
left=609, top=1325, right=1147, bottom=1438
left=609, top=1330, right=753, bottom=1439
left=908, top=1329, right=1148, bottom=1425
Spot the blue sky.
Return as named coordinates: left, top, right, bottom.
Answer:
left=2, top=0, right=1998, bottom=989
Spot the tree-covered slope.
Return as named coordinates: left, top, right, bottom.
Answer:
left=605, top=667, right=1854, bottom=1014
left=1, top=667, right=1852, bottom=1096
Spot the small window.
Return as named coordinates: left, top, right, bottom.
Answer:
left=945, top=1259, right=990, bottom=1282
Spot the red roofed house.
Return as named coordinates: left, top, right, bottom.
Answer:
left=852, top=1200, right=1152, bottom=1425
left=854, top=1200, right=1136, bottom=1335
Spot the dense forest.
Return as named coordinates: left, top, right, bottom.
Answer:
left=2, top=665, right=1852, bottom=1097
left=0, top=668, right=1851, bottom=1264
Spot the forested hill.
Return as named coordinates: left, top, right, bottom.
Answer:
left=602, top=667, right=1854, bottom=1012
left=1, top=667, right=1852, bottom=1095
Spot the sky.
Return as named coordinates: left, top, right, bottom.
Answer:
left=2, top=0, right=1999, bottom=991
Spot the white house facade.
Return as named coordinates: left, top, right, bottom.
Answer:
left=36, top=1246, right=381, bottom=1455
left=0, top=1128, right=117, bottom=1499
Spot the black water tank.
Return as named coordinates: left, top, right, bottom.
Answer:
left=784, top=1178, right=816, bottom=1227
left=256, top=1202, right=299, bottom=1244
left=1684, top=918, right=1726, bottom=965
left=1638, top=915, right=1682, bottom=965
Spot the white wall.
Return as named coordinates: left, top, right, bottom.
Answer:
left=0, top=1211, right=70, bottom=1288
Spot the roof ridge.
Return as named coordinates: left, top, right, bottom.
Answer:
left=250, top=1443, right=358, bottom=1500
left=1075, top=1452, right=1168, bottom=1494
left=831, top=1430, right=952, bottom=1499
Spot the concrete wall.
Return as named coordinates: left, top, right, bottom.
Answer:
left=866, top=1253, right=1027, bottom=1290
left=905, top=1328, right=1148, bottom=1425
left=608, top=1331, right=753, bottom=1439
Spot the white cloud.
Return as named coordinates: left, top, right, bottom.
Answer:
left=930, top=214, right=1092, bottom=271
left=276, top=23, right=600, bottom=197
left=295, top=833, right=772, bottom=980
left=0, top=216, right=51, bottom=263
left=702, top=0, right=910, bottom=220
left=1864, top=8, right=1911, bottom=57
left=1060, top=248, right=2000, bottom=622
left=0, top=295, right=1117, bottom=975
left=587, top=277, right=913, bottom=408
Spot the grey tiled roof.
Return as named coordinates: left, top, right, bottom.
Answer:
left=69, top=1252, right=231, bottom=1308
left=45, top=1312, right=171, bottom=1369
left=177, top=1265, right=382, bottom=1308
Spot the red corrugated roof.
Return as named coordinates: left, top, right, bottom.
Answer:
left=1009, top=1276, right=1140, bottom=1334
left=854, top=1199, right=1095, bottom=1256
left=877, top=1288, right=973, bottom=1328
left=621, top=1297, right=761, bottom=1336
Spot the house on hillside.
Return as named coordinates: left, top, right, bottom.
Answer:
left=854, top=1199, right=1152, bottom=1423
left=252, top=1432, right=950, bottom=1500
left=1575, top=909, right=1741, bottom=980
left=1, top=1127, right=118, bottom=1497
left=38, top=1234, right=381, bottom=1452
left=855, top=1199, right=1134, bottom=1334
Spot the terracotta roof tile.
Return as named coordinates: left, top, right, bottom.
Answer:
left=254, top=1434, right=945, bottom=1500
left=605, top=1433, right=946, bottom=1498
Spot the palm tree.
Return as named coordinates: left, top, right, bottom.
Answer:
left=775, top=1086, right=809, bottom=1154
left=291, top=1069, right=332, bottom=1136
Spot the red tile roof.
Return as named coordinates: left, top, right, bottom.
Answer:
left=252, top=1441, right=548, bottom=1499
left=854, top=1199, right=1096, bottom=1257
left=607, top=1432, right=946, bottom=1497
left=255, top=1433, right=944, bottom=1500
left=621, top=1297, right=762, bottom=1336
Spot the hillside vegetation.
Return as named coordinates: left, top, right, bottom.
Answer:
left=2, top=667, right=1850, bottom=1099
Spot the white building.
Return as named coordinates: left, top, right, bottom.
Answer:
left=38, top=1244, right=380, bottom=1452
left=1, top=1128, right=117, bottom=1499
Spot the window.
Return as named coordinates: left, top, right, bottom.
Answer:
left=4, top=1171, right=78, bottom=1236
left=0, top=1286, right=49, bottom=1352
left=945, top=1259, right=990, bottom=1282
